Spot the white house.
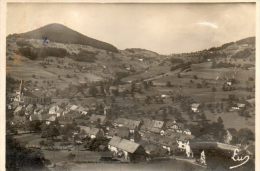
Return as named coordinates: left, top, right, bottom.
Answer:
left=79, top=126, right=104, bottom=139
left=49, top=105, right=60, bottom=115
left=191, top=103, right=200, bottom=113
left=108, top=136, right=146, bottom=162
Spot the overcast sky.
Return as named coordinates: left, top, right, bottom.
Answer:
left=7, top=3, right=255, bottom=54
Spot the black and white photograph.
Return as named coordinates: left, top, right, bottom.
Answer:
left=3, top=1, right=258, bottom=171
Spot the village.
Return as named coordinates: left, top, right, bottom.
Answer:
left=6, top=72, right=255, bottom=170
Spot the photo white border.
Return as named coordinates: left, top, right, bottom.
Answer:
left=0, top=0, right=258, bottom=171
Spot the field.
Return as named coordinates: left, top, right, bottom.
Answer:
left=55, top=160, right=205, bottom=171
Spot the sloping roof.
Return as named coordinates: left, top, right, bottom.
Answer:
left=30, top=114, right=43, bottom=121
left=115, top=118, right=141, bottom=130
left=109, top=136, right=141, bottom=153
left=117, top=139, right=140, bottom=153
left=79, top=126, right=102, bottom=136
left=191, top=103, right=200, bottom=108
left=47, top=115, right=56, bottom=121
left=237, top=103, right=246, bottom=108
left=70, top=105, right=79, bottom=111
left=14, top=106, right=23, bottom=113
left=108, top=136, right=122, bottom=147
left=141, top=119, right=164, bottom=133
left=49, top=105, right=59, bottom=113
left=246, top=98, right=255, bottom=104
left=141, top=119, right=153, bottom=130
left=26, top=104, right=34, bottom=111
left=153, top=120, right=164, bottom=128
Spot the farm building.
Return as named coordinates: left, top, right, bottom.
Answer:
left=108, top=136, right=146, bottom=162
left=49, top=105, right=60, bottom=115
left=89, top=114, right=107, bottom=125
left=25, top=104, right=35, bottom=115
left=191, top=103, right=200, bottom=113
left=114, top=118, right=141, bottom=133
left=140, top=119, right=165, bottom=134
left=79, top=126, right=104, bottom=139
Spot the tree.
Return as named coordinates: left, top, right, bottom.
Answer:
left=29, top=120, right=42, bottom=133
left=89, top=85, right=98, bottom=97
left=6, top=136, right=47, bottom=170
left=166, top=81, right=172, bottom=87
left=197, top=83, right=202, bottom=88
left=217, top=116, right=223, bottom=125
left=237, top=128, right=254, bottom=144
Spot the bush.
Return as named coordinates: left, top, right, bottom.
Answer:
left=231, top=48, right=252, bottom=59
left=67, top=153, right=76, bottom=160
left=39, top=47, right=68, bottom=58
left=197, top=83, right=202, bottom=88
left=19, top=46, right=68, bottom=60
left=212, top=87, right=216, bottom=92
left=166, top=81, right=172, bottom=87
left=16, top=39, right=32, bottom=47
left=74, top=50, right=97, bottom=62
left=19, top=47, right=38, bottom=60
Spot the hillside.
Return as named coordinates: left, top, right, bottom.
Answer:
left=6, top=24, right=164, bottom=89
left=10, top=23, right=118, bottom=52
left=6, top=23, right=255, bottom=132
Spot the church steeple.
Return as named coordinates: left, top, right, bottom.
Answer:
left=18, top=80, right=24, bottom=102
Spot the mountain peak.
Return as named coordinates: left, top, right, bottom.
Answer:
left=17, top=23, right=118, bottom=52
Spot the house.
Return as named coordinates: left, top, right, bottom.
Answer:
left=191, top=103, right=200, bottom=113
left=103, top=105, right=111, bottom=116
left=165, top=121, right=184, bottom=131
left=226, top=81, right=232, bottom=86
left=237, top=103, right=246, bottom=109
left=108, top=136, right=146, bottom=162
left=77, top=106, right=89, bottom=115
left=109, top=86, right=118, bottom=95
left=34, top=107, right=45, bottom=115
left=79, top=126, right=104, bottom=139
left=25, top=104, right=34, bottom=115
left=14, top=106, right=24, bottom=116
left=49, top=105, right=60, bottom=115
left=176, top=134, right=194, bottom=151
left=114, top=118, right=141, bottom=133
left=140, top=119, right=165, bottom=134
left=70, top=105, right=79, bottom=111
left=230, top=103, right=246, bottom=111
left=56, top=108, right=64, bottom=117
left=89, top=114, right=107, bottom=125
left=29, top=114, right=43, bottom=122
left=142, top=132, right=178, bottom=154
left=46, top=115, right=57, bottom=125
left=183, top=129, right=192, bottom=135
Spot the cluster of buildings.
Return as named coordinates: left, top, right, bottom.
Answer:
left=9, top=80, right=250, bottom=165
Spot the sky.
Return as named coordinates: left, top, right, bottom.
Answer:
left=7, top=3, right=256, bottom=54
